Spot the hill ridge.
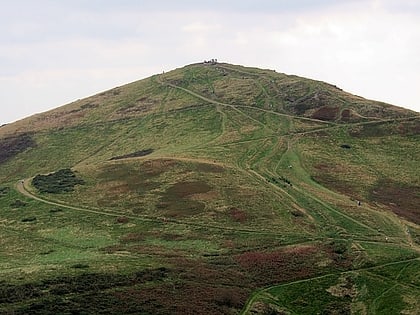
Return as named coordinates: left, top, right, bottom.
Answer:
left=0, top=62, right=418, bottom=137
left=0, top=62, right=419, bottom=314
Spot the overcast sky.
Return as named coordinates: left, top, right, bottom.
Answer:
left=1, top=0, right=420, bottom=124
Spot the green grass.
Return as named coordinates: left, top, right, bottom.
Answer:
left=244, top=259, right=420, bottom=315
left=0, top=62, right=419, bottom=314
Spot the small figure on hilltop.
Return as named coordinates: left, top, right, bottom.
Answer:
left=203, top=58, right=217, bottom=65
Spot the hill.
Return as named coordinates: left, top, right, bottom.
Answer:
left=0, top=62, right=419, bottom=314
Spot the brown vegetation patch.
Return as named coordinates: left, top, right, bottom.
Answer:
left=396, top=119, right=420, bottom=136
left=39, top=108, right=88, bottom=128
left=115, top=216, right=129, bottom=224
left=229, top=207, right=248, bottom=223
left=138, top=159, right=179, bottom=177
left=113, top=282, right=249, bottom=315
left=341, top=109, right=351, bottom=120
left=5, top=268, right=170, bottom=314
left=235, top=245, right=322, bottom=286
left=98, top=163, right=161, bottom=191
left=312, top=163, right=358, bottom=197
left=116, top=98, right=156, bottom=116
left=160, top=233, right=185, bottom=241
left=121, top=233, right=146, bottom=242
left=166, top=181, right=212, bottom=198
left=95, top=163, right=161, bottom=207
left=156, top=180, right=212, bottom=217
left=348, top=122, right=397, bottom=138
left=157, top=199, right=206, bottom=218
left=0, top=133, right=36, bottom=164
left=194, top=162, right=225, bottom=173
left=89, top=256, right=252, bottom=314
left=289, top=90, right=331, bottom=115
left=311, top=106, right=340, bottom=121
left=370, top=179, right=420, bottom=224
left=80, top=102, right=98, bottom=110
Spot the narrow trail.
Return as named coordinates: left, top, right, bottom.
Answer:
left=10, top=70, right=418, bottom=313
left=159, top=75, right=419, bottom=133
left=157, top=76, right=420, bottom=241
left=240, top=256, right=420, bottom=315
left=159, top=79, right=334, bottom=125
left=15, top=178, right=308, bottom=239
left=16, top=179, right=157, bottom=221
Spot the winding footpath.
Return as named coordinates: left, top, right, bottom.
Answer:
left=15, top=178, right=313, bottom=239
left=13, top=75, right=420, bottom=313
left=239, top=256, right=420, bottom=314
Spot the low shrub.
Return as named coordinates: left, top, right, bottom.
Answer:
left=49, top=208, right=63, bottom=213
left=10, top=199, right=27, bottom=208
left=110, top=149, right=154, bottom=160
left=21, top=217, right=37, bottom=222
left=32, top=169, right=85, bottom=193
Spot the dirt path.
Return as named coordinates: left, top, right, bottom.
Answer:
left=240, top=256, right=420, bottom=314
left=14, top=178, right=306, bottom=238
left=16, top=179, right=157, bottom=221
left=158, top=77, right=334, bottom=125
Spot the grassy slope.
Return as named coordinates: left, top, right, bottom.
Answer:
left=0, top=63, right=419, bottom=314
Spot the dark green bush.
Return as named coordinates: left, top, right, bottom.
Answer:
left=110, top=148, right=154, bottom=160
left=10, top=199, right=27, bottom=208
left=21, top=217, right=37, bottom=222
left=32, top=169, right=85, bottom=194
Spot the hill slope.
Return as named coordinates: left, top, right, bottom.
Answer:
left=0, top=62, right=419, bottom=314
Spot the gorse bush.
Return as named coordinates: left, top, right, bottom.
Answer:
left=32, top=169, right=85, bottom=193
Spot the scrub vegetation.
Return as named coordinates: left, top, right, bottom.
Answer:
left=0, top=62, right=419, bottom=314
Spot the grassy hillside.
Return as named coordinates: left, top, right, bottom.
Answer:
left=0, top=62, right=419, bottom=314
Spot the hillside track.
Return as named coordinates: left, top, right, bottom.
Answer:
left=5, top=65, right=419, bottom=314
left=240, top=256, right=420, bottom=314
left=157, top=79, right=418, bottom=241
left=158, top=76, right=334, bottom=126
left=14, top=177, right=313, bottom=239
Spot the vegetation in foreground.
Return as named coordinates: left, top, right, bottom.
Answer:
left=0, top=62, right=419, bottom=314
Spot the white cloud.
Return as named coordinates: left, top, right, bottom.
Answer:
left=182, top=22, right=222, bottom=33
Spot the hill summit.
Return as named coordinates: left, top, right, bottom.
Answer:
left=0, top=62, right=416, bottom=136
left=0, top=62, right=419, bottom=314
